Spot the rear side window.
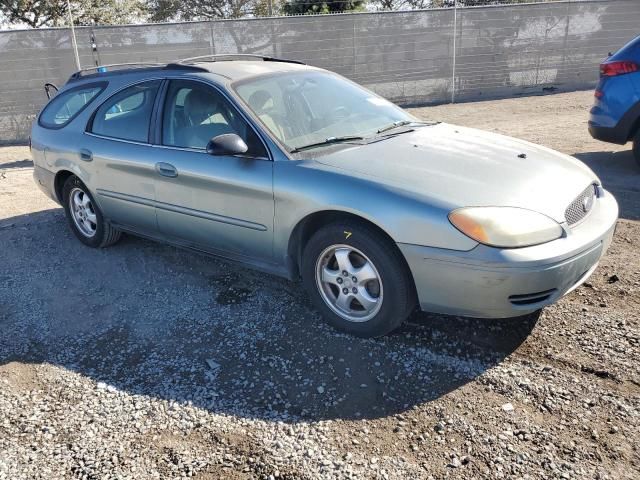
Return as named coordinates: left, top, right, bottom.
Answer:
left=89, top=80, right=161, bottom=143
left=39, top=83, right=105, bottom=129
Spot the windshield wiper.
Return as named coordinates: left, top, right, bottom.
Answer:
left=290, top=135, right=365, bottom=153
left=376, top=120, right=437, bottom=135
left=376, top=120, right=413, bottom=134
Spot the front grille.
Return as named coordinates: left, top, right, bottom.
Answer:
left=565, top=184, right=597, bottom=226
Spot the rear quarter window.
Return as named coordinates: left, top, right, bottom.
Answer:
left=39, top=82, right=106, bottom=129
left=89, top=80, right=161, bottom=143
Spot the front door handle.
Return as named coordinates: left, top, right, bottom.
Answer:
left=79, top=148, right=93, bottom=162
left=155, top=162, right=178, bottom=178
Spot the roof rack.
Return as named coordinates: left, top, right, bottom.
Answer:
left=66, top=55, right=305, bottom=83
left=172, top=54, right=305, bottom=65
left=69, top=62, right=167, bottom=80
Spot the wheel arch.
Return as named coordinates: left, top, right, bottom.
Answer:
left=53, top=169, right=75, bottom=203
left=623, top=99, right=640, bottom=141
left=629, top=115, right=640, bottom=141
left=286, top=210, right=416, bottom=292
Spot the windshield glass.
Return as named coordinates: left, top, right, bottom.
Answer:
left=234, top=71, right=416, bottom=152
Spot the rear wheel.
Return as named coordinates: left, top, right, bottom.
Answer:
left=301, top=221, right=415, bottom=337
left=633, top=129, right=640, bottom=168
left=62, top=175, right=121, bottom=248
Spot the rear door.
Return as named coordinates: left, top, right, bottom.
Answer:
left=151, top=79, right=275, bottom=262
left=84, top=79, right=162, bottom=233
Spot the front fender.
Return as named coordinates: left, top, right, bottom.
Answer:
left=272, top=160, right=478, bottom=265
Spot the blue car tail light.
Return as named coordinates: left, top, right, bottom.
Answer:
left=599, top=60, right=638, bottom=77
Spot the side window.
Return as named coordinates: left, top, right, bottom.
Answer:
left=90, top=80, right=161, bottom=143
left=39, top=83, right=105, bottom=128
left=162, top=80, right=267, bottom=158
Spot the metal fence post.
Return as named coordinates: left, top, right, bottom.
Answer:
left=451, top=1, right=458, bottom=104
left=67, top=0, right=81, bottom=70
left=353, top=17, right=358, bottom=77
left=209, top=21, right=216, bottom=55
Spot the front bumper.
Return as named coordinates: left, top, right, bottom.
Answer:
left=399, top=189, right=618, bottom=318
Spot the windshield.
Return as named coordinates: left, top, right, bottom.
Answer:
left=234, top=71, right=416, bottom=152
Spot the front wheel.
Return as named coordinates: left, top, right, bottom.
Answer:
left=301, top=221, right=415, bottom=337
left=62, top=175, right=122, bottom=248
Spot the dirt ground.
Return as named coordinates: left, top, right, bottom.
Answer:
left=0, top=90, right=639, bottom=479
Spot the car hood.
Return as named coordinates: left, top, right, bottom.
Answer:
left=312, top=123, right=598, bottom=223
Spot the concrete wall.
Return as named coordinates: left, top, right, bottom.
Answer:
left=1, top=0, right=639, bottom=143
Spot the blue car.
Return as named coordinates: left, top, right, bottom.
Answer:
left=588, top=34, right=640, bottom=166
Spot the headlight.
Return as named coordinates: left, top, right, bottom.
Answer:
left=448, top=207, right=563, bottom=248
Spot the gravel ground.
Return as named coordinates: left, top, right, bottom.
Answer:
left=1, top=90, right=639, bottom=479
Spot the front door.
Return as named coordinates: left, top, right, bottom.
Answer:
left=153, top=79, right=274, bottom=262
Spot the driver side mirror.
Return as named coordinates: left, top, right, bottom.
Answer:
left=206, top=133, right=248, bottom=156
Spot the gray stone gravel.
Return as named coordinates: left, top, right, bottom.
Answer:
left=1, top=91, right=639, bottom=479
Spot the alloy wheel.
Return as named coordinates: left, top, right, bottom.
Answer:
left=69, top=187, right=97, bottom=238
left=314, top=244, right=383, bottom=322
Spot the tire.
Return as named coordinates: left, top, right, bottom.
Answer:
left=62, top=175, right=121, bottom=248
left=301, top=221, right=416, bottom=338
left=633, top=129, right=640, bottom=168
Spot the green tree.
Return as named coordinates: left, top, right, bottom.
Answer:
left=252, top=0, right=283, bottom=17
left=75, top=0, right=148, bottom=25
left=0, top=0, right=66, bottom=27
left=373, top=0, right=451, bottom=10
left=149, top=0, right=260, bottom=21
left=282, top=0, right=366, bottom=16
left=0, top=0, right=147, bottom=28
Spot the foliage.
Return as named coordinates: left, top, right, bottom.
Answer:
left=372, top=0, right=452, bottom=10
left=0, top=0, right=65, bottom=27
left=76, top=0, right=148, bottom=25
left=282, top=0, right=366, bottom=16
left=0, top=0, right=147, bottom=28
left=149, top=0, right=261, bottom=21
left=252, top=0, right=282, bottom=17
left=0, top=0, right=558, bottom=27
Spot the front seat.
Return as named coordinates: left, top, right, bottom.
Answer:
left=248, top=90, right=286, bottom=142
left=177, top=88, right=232, bottom=149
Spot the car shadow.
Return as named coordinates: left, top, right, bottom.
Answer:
left=0, top=208, right=539, bottom=422
left=0, top=158, right=33, bottom=169
left=574, top=149, right=640, bottom=221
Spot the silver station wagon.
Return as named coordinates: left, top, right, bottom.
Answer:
left=31, top=55, right=619, bottom=337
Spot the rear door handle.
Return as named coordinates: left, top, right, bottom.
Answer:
left=155, top=162, right=178, bottom=178
left=79, top=149, right=93, bottom=162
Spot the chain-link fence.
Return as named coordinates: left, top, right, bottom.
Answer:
left=1, top=0, right=639, bottom=143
